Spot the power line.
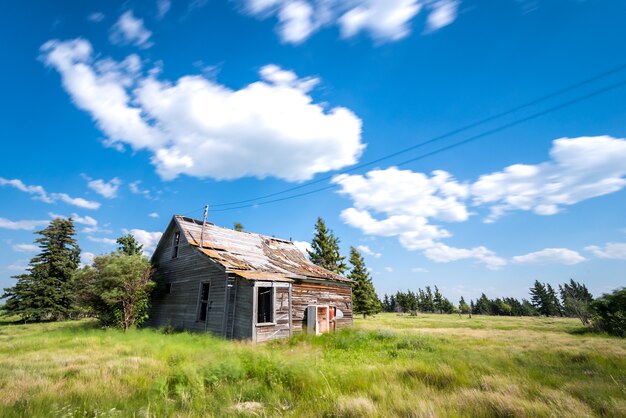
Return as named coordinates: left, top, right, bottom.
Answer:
left=206, top=62, right=626, bottom=209
left=209, top=77, right=626, bottom=213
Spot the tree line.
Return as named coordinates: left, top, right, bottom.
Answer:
left=1, top=217, right=154, bottom=331
left=1, top=216, right=624, bottom=337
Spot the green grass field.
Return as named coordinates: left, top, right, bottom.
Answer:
left=1, top=314, right=624, bottom=417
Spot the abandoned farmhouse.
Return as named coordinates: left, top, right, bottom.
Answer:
left=146, top=215, right=353, bottom=342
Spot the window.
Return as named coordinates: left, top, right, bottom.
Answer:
left=257, top=287, right=273, bottom=324
left=165, top=283, right=172, bottom=294
left=172, top=231, right=180, bottom=259
left=198, top=283, right=210, bottom=322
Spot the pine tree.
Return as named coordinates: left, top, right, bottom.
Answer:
left=116, top=234, right=143, bottom=256
left=459, top=297, right=471, bottom=315
left=424, top=286, right=435, bottom=312
left=433, top=286, right=444, bottom=313
left=546, top=284, right=562, bottom=316
left=234, top=222, right=244, bottom=232
left=308, top=217, right=347, bottom=274
left=2, top=218, right=80, bottom=321
left=530, top=280, right=549, bottom=315
left=348, top=247, right=378, bottom=318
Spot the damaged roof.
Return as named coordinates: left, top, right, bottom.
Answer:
left=173, top=215, right=351, bottom=284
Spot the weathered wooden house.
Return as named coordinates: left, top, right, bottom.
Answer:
left=146, top=215, right=353, bottom=342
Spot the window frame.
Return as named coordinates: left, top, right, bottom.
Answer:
left=197, top=282, right=210, bottom=322
left=256, top=286, right=275, bottom=325
left=172, top=231, right=180, bottom=259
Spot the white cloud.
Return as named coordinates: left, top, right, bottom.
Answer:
left=149, top=212, right=159, bottom=218
left=333, top=167, right=470, bottom=253
left=293, top=240, right=312, bottom=256
left=334, top=136, right=626, bottom=269
left=424, top=243, right=507, bottom=270
left=512, top=248, right=586, bottom=265
left=411, top=267, right=428, bottom=273
left=41, top=39, right=363, bottom=182
left=426, top=0, right=459, bottom=32
left=71, top=214, right=98, bottom=226
left=123, top=228, right=163, bottom=255
left=0, top=177, right=100, bottom=209
left=472, top=136, right=626, bottom=222
left=384, top=266, right=393, bottom=272
left=87, top=177, right=122, bottom=199
left=0, top=218, right=49, bottom=231
left=357, top=244, right=381, bottom=258
left=80, top=251, right=96, bottom=267
left=129, top=181, right=154, bottom=199
left=7, top=262, right=28, bottom=272
left=87, top=12, right=105, bottom=22
left=87, top=236, right=117, bottom=245
left=241, top=0, right=458, bottom=44
left=110, top=11, right=153, bottom=48
left=157, top=0, right=171, bottom=19
left=12, top=244, right=39, bottom=253
left=585, top=243, right=626, bottom=260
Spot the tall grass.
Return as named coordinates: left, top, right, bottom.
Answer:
left=0, top=314, right=624, bottom=417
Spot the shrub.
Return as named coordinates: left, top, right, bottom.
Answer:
left=590, top=288, right=626, bottom=337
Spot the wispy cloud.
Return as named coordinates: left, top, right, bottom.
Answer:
left=110, top=10, right=153, bottom=48
left=87, top=12, right=105, bottom=22
left=357, top=244, right=381, bottom=258
left=0, top=218, right=49, bottom=231
left=585, top=242, right=626, bottom=260
left=86, top=177, right=122, bottom=199
left=512, top=248, right=586, bottom=265
left=12, top=243, right=39, bottom=253
left=0, top=177, right=100, bottom=209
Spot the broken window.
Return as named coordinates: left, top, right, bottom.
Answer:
left=198, top=283, right=210, bottom=322
left=257, top=287, right=273, bottom=324
left=172, top=231, right=180, bottom=259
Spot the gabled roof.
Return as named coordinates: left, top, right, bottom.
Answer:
left=168, top=215, right=351, bottom=284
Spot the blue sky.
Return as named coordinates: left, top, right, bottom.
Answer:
left=1, top=0, right=625, bottom=302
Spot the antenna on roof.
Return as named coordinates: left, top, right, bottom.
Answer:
left=200, top=204, right=209, bottom=249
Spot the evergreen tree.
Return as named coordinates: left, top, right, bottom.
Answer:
left=2, top=218, right=80, bottom=321
left=433, top=286, right=444, bottom=313
left=348, top=247, right=379, bottom=318
left=116, top=234, right=143, bottom=256
left=308, top=217, right=347, bottom=274
left=424, top=286, right=435, bottom=312
left=389, top=294, right=397, bottom=312
left=530, top=280, right=549, bottom=315
left=233, top=222, right=244, bottom=232
left=382, top=294, right=391, bottom=312
left=545, top=284, right=562, bottom=316
left=475, top=293, right=491, bottom=315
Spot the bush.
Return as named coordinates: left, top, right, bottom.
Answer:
left=590, top=288, right=626, bottom=337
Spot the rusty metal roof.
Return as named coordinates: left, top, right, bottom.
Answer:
left=174, top=215, right=351, bottom=283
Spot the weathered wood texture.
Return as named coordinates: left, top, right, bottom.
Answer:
left=291, top=281, right=353, bottom=334
left=255, top=286, right=291, bottom=343
left=232, top=278, right=253, bottom=340
left=146, top=224, right=227, bottom=335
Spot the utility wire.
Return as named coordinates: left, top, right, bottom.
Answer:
left=208, top=77, right=626, bottom=213
left=205, top=62, right=626, bottom=209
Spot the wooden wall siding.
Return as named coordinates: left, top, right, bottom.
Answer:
left=232, top=278, right=253, bottom=340
left=254, top=286, right=291, bottom=343
left=146, top=225, right=227, bottom=335
left=291, top=281, right=353, bottom=334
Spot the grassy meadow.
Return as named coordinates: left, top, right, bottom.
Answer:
left=0, top=313, right=624, bottom=417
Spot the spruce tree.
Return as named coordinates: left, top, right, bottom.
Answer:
left=530, top=280, right=548, bottom=315
left=348, top=247, right=378, bottom=318
left=116, top=233, right=143, bottom=256
left=2, top=218, right=80, bottom=321
left=559, top=279, right=593, bottom=324
left=433, top=286, right=444, bottom=313
left=308, top=217, right=347, bottom=274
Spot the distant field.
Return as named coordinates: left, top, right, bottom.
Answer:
left=0, top=314, right=624, bottom=417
